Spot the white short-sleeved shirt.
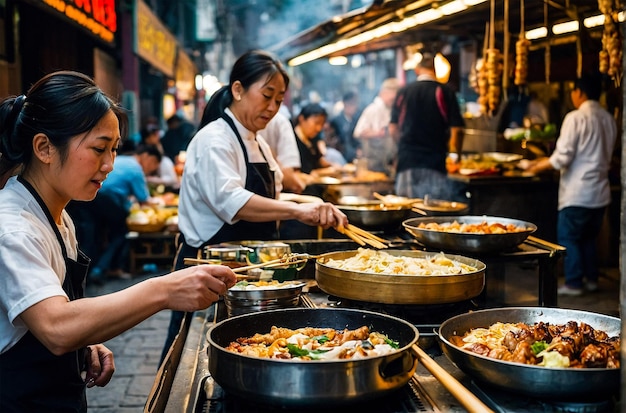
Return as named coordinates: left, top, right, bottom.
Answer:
left=549, top=100, right=617, bottom=210
left=0, top=177, right=76, bottom=354
left=353, top=96, right=391, bottom=139
left=259, top=111, right=301, bottom=169
left=178, top=109, right=283, bottom=247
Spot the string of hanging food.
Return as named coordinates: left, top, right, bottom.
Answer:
left=514, top=0, right=530, bottom=87
left=485, top=0, right=503, bottom=116
left=476, top=23, right=490, bottom=115
left=598, top=0, right=622, bottom=86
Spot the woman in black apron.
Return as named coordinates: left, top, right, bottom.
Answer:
left=162, top=51, right=348, bottom=361
left=0, top=71, right=236, bottom=412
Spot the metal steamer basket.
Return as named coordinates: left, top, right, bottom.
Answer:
left=206, top=308, right=420, bottom=407
left=315, top=250, right=486, bottom=305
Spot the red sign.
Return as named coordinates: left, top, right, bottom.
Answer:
left=41, top=0, right=117, bottom=43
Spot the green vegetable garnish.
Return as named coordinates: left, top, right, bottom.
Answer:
left=384, top=337, right=400, bottom=349
left=531, top=341, right=549, bottom=355
left=234, top=281, right=249, bottom=287
left=311, top=335, right=330, bottom=344
left=286, top=344, right=329, bottom=360
left=287, top=344, right=309, bottom=357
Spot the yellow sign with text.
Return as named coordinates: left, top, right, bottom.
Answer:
left=136, top=0, right=177, bottom=78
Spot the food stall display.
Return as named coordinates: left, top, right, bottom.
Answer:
left=514, top=0, right=530, bottom=87
left=598, top=0, right=623, bottom=86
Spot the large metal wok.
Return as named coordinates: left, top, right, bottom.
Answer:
left=207, top=308, right=419, bottom=407
left=403, top=215, right=537, bottom=253
left=337, top=204, right=413, bottom=229
left=438, top=307, right=621, bottom=401
left=315, top=250, right=485, bottom=304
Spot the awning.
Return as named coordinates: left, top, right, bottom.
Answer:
left=269, top=0, right=609, bottom=66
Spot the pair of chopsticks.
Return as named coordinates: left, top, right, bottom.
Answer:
left=337, top=224, right=388, bottom=249
left=184, top=253, right=312, bottom=277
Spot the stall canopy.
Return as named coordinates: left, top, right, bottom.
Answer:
left=269, top=0, right=612, bottom=66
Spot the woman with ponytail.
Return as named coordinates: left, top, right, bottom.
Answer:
left=0, top=71, right=236, bottom=412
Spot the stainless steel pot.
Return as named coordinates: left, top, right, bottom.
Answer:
left=315, top=250, right=485, bottom=304
left=224, top=282, right=307, bottom=317
left=438, top=307, right=620, bottom=401
left=207, top=308, right=419, bottom=407
left=403, top=215, right=537, bottom=253
left=337, top=204, right=413, bottom=229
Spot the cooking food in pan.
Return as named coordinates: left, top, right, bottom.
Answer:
left=208, top=308, right=419, bottom=406
left=224, top=325, right=399, bottom=360
left=316, top=250, right=485, bottom=304
left=449, top=320, right=620, bottom=368
left=403, top=216, right=537, bottom=253
left=229, top=280, right=305, bottom=291
left=323, top=248, right=477, bottom=275
left=417, top=219, right=532, bottom=234
left=439, top=307, right=621, bottom=400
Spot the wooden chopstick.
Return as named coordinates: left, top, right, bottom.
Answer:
left=184, top=254, right=311, bottom=275
left=411, top=345, right=494, bottom=413
left=337, top=224, right=388, bottom=249
left=412, top=207, right=428, bottom=215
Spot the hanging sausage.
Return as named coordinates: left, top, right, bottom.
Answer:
left=514, top=0, right=530, bottom=86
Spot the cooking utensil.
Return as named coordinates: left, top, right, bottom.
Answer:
left=438, top=307, right=620, bottom=401
left=413, top=197, right=469, bottom=215
left=338, top=204, right=413, bottom=229
left=403, top=215, right=537, bottom=253
left=224, top=281, right=307, bottom=317
left=411, top=345, right=494, bottom=413
left=336, top=223, right=389, bottom=249
left=315, top=250, right=485, bottom=304
left=373, top=192, right=421, bottom=206
left=207, top=308, right=419, bottom=407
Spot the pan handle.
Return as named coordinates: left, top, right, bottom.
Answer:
left=378, top=351, right=418, bottom=380
left=411, top=345, right=494, bottom=413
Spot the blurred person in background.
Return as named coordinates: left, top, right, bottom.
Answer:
left=526, top=73, right=617, bottom=296
left=160, top=113, right=196, bottom=163
left=259, top=108, right=306, bottom=194
left=163, top=50, right=348, bottom=361
left=141, top=125, right=179, bottom=190
left=328, top=90, right=360, bottom=163
left=0, top=71, right=236, bottom=412
left=389, top=53, right=465, bottom=201
left=353, top=78, right=401, bottom=174
left=79, top=144, right=162, bottom=284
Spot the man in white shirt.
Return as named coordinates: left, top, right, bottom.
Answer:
left=354, top=78, right=400, bottom=173
left=528, top=73, right=617, bottom=296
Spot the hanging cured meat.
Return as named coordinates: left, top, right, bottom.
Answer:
left=598, top=0, right=623, bottom=86
left=514, top=0, right=530, bottom=86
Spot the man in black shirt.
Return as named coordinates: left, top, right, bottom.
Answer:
left=389, top=53, right=465, bottom=201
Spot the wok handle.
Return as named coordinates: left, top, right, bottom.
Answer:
left=411, top=345, right=494, bottom=413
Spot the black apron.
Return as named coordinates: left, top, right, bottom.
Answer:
left=0, top=176, right=90, bottom=413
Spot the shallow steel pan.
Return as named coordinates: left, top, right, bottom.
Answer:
left=207, top=308, right=419, bottom=407
left=315, top=250, right=485, bottom=304
left=403, top=215, right=537, bottom=253
left=438, top=307, right=620, bottom=400
left=337, top=204, right=413, bottom=229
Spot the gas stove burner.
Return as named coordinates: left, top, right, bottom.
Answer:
left=469, top=380, right=617, bottom=413
left=327, top=295, right=479, bottom=324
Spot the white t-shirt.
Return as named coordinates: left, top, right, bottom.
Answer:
left=178, top=109, right=283, bottom=247
left=549, top=100, right=617, bottom=210
left=353, top=96, right=391, bottom=139
left=0, top=177, right=75, bottom=354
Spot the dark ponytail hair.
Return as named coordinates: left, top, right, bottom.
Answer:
left=0, top=70, right=128, bottom=182
left=198, top=50, right=289, bottom=130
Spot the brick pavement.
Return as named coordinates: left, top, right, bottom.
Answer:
left=84, top=273, right=170, bottom=413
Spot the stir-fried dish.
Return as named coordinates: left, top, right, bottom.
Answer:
left=225, top=325, right=400, bottom=361
left=450, top=321, right=620, bottom=368
left=230, top=280, right=304, bottom=291
left=418, top=220, right=530, bottom=234
left=323, top=248, right=477, bottom=275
